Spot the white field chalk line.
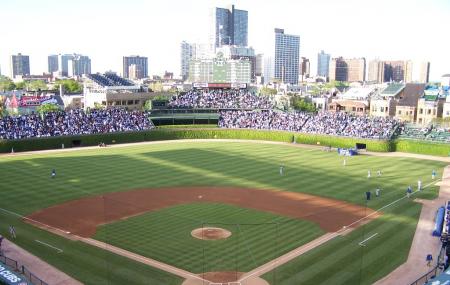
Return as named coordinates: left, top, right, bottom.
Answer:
left=340, top=179, right=440, bottom=232
left=359, top=233, right=378, bottom=247
left=240, top=180, right=441, bottom=281
left=35, top=240, right=63, bottom=253
left=0, top=207, right=72, bottom=236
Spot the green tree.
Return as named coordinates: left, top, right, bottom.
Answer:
left=28, top=80, right=48, bottom=91
left=144, top=100, right=152, bottom=111
left=260, top=87, right=277, bottom=96
left=94, top=102, right=105, bottom=109
left=292, top=98, right=316, bottom=112
left=53, top=79, right=83, bottom=93
left=36, top=103, right=61, bottom=115
left=14, top=81, right=26, bottom=90
left=0, top=76, right=16, bottom=91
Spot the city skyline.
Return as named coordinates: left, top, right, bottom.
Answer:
left=0, top=0, right=449, bottom=81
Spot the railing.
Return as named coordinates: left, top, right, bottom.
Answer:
left=410, top=247, right=446, bottom=285
left=0, top=253, right=48, bottom=285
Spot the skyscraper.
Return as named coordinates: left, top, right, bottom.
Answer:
left=210, top=5, right=248, bottom=48
left=11, top=53, right=30, bottom=78
left=123, top=56, right=148, bottom=79
left=263, top=56, right=274, bottom=83
left=48, top=54, right=91, bottom=77
left=300, top=57, right=310, bottom=81
left=274, top=28, right=300, bottom=85
left=255, top=54, right=264, bottom=77
left=329, top=57, right=366, bottom=82
left=368, top=60, right=415, bottom=83
left=181, top=41, right=194, bottom=81
left=71, top=55, right=91, bottom=76
left=317, top=50, right=330, bottom=78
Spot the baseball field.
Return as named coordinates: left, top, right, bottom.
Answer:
left=0, top=140, right=446, bottom=285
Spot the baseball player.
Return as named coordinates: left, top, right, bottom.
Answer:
left=406, top=185, right=412, bottom=198
left=51, top=169, right=56, bottom=178
left=377, top=170, right=382, bottom=177
left=9, top=225, right=16, bottom=239
left=279, top=164, right=284, bottom=176
left=375, top=188, right=381, bottom=197
left=418, top=179, right=422, bottom=191
left=432, top=170, right=436, bottom=180
left=367, top=170, right=371, bottom=179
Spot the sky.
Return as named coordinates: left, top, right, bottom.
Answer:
left=0, top=0, right=449, bottom=81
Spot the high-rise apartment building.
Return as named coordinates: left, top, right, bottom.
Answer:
left=263, top=56, right=274, bottom=83
left=123, top=56, right=148, bottom=79
left=210, top=5, right=248, bottom=48
left=181, top=41, right=194, bottom=81
left=255, top=54, right=264, bottom=77
left=299, top=57, right=310, bottom=81
left=317, top=50, right=330, bottom=78
left=368, top=60, right=418, bottom=83
left=274, top=28, right=300, bottom=85
left=48, top=54, right=91, bottom=77
left=11, top=53, right=30, bottom=78
left=329, top=57, right=366, bottom=82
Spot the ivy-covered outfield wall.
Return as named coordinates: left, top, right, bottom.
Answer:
left=0, top=128, right=449, bottom=156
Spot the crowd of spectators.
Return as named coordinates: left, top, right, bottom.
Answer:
left=219, top=110, right=401, bottom=139
left=0, top=108, right=154, bottom=140
left=168, top=89, right=273, bottom=109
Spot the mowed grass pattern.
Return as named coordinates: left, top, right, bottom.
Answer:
left=0, top=141, right=447, bottom=285
left=95, top=203, right=324, bottom=273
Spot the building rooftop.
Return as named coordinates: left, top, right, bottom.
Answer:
left=397, top=83, right=426, bottom=107
left=380, top=83, right=405, bottom=97
left=86, top=73, right=134, bottom=87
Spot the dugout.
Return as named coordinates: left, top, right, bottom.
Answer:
left=356, top=143, right=367, bottom=150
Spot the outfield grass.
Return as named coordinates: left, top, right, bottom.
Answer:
left=95, top=203, right=324, bottom=273
left=0, top=141, right=446, bottom=285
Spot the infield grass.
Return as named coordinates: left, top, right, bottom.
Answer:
left=0, top=141, right=446, bottom=285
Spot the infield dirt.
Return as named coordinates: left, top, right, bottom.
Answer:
left=26, top=186, right=379, bottom=237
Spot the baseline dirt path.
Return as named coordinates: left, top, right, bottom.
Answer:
left=26, top=187, right=377, bottom=238
left=374, top=165, right=450, bottom=285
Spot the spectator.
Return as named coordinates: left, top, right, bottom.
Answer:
left=0, top=108, right=154, bottom=140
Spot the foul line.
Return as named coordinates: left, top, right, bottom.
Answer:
left=339, top=179, right=440, bottom=232
left=359, top=233, right=378, bottom=247
left=35, top=240, right=63, bottom=253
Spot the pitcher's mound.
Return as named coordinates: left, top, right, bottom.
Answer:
left=191, top=227, right=232, bottom=240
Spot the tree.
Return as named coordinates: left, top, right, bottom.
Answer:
left=53, top=79, right=83, bottom=93
left=0, top=76, right=15, bottom=91
left=292, top=98, right=316, bottom=112
left=260, top=87, right=277, bottom=96
left=14, top=81, right=26, bottom=90
left=28, top=80, right=48, bottom=91
left=144, top=100, right=152, bottom=111
left=36, top=103, right=61, bottom=115
left=94, top=102, right=105, bottom=109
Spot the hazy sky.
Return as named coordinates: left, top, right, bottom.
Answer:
left=0, top=0, right=449, bottom=80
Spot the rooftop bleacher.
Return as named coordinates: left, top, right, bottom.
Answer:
left=380, top=83, right=405, bottom=96
left=87, top=73, right=134, bottom=87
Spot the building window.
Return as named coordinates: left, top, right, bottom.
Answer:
left=386, top=107, right=388, bottom=113
left=381, top=107, right=384, bottom=112
left=134, top=100, right=140, bottom=104
left=428, top=109, right=431, bottom=115
left=128, top=100, right=134, bottom=105
left=419, top=109, right=423, bottom=114
left=398, top=110, right=402, bottom=115
left=352, top=107, right=356, bottom=111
